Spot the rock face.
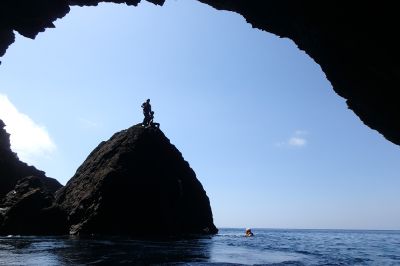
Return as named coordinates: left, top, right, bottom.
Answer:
left=0, top=119, right=65, bottom=235
left=0, top=176, right=67, bottom=235
left=1, top=1, right=399, bottom=147
left=0, top=119, right=62, bottom=199
left=56, top=124, right=217, bottom=236
left=1, top=119, right=217, bottom=237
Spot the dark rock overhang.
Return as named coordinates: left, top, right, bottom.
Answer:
left=1, top=0, right=399, bottom=145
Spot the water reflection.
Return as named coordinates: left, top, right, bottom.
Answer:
left=2, top=229, right=399, bottom=265
left=0, top=235, right=214, bottom=265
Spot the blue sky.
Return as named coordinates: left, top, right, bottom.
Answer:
left=0, top=0, right=399, bottom=230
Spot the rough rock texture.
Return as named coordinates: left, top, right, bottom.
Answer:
left=0, top=119, right=62, bottom=199
left=56, top=124, right=217, bottom=236
left=0, top=176, right=68, bottom=235
left=1, top=1, right=398, bottom=146
left=1, top=119, right=216, bottom=237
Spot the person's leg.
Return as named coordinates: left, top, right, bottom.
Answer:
left=143, top=114, right=150, bottom=126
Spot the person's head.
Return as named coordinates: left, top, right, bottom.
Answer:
left=146, top=99, right=150, bottom=103
left=151, top=111, right=154, bottom=115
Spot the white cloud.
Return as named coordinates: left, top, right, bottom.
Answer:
left=276, top=130, right=308, bottom=148
left=288, top=137, right=307, bottom=147
left=0, top=94, right=56, bottom=162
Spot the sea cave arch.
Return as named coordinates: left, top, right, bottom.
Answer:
left=0, top=0, right=399, bottom=146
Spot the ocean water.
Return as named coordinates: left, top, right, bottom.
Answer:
left=1, top=228, right=400, bottom=265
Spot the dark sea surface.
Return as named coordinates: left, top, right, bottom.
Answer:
left=1, top=228, right=400, bottom=265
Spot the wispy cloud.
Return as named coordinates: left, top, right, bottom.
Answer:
left=0, top=94, right=56, bottom=162
left=288, top=136, right=307, bottom=147
left=276, top=130, right=308, bottom=148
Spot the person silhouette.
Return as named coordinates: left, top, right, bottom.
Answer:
left=149, top=111, right=160, bottom=128
left=141, top=99, right=152, bottom=126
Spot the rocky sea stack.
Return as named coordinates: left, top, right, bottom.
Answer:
left=56, top=124, right=217, bottom=236
left=1, top=119, right=217, bottom=237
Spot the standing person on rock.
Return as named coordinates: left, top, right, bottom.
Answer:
left=149, top=111, right=160, bottom=128
left=141, top=99, right=152, bottom=126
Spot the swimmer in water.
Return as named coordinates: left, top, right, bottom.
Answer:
left=245, top=228, right=254, bottom=237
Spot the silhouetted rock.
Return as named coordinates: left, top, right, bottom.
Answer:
left=0, top=176, right=68, bottom=235
left=0, top=119, right=62, bottom=199
left=1, top=119, right=216, bottom=237
left=56, top=124, right=217, bottom=236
